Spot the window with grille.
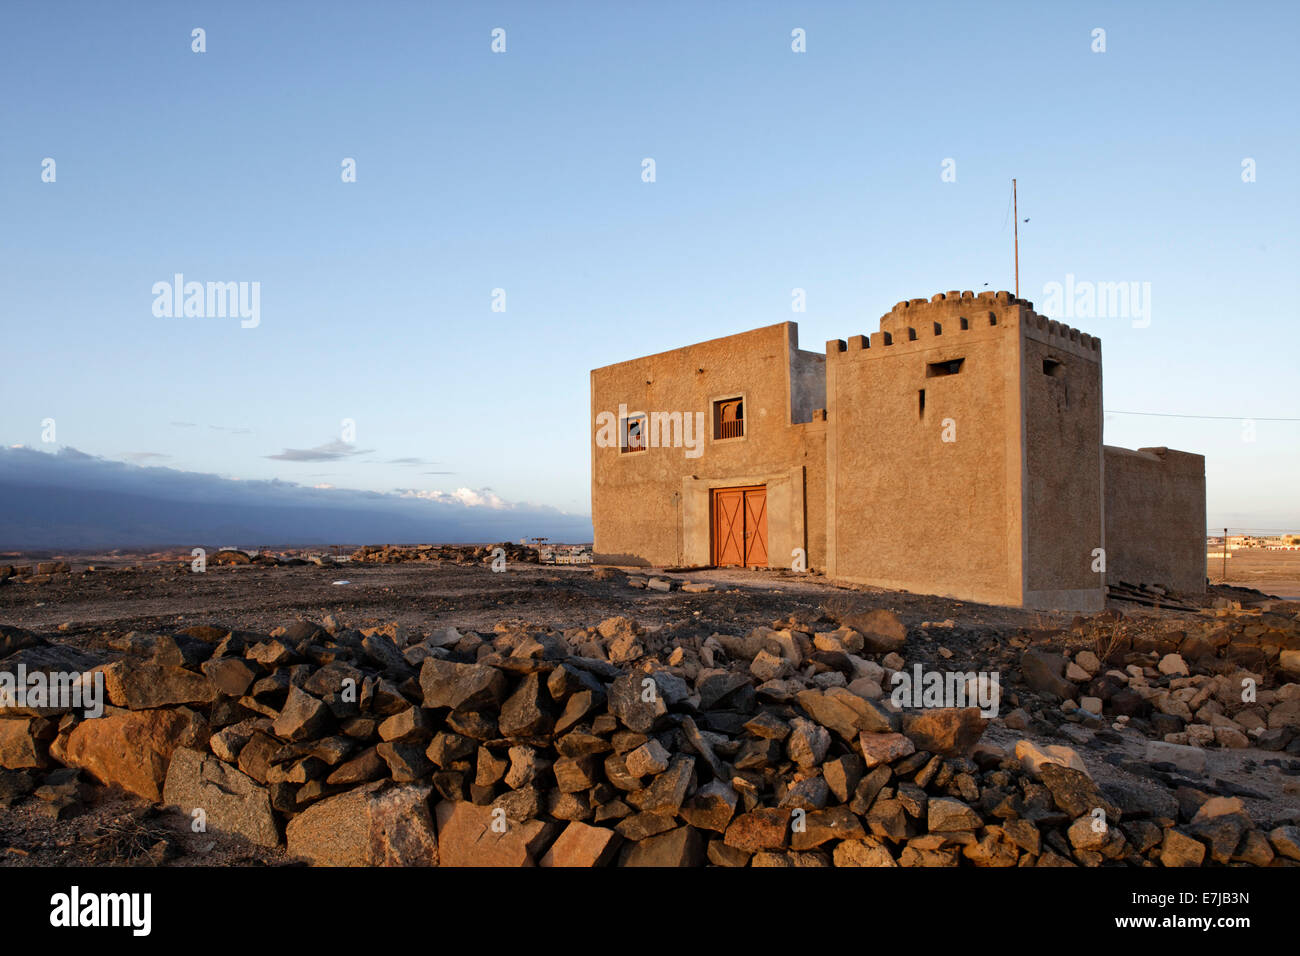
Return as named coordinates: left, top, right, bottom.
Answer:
left=620, top=414, right=647, bottom=453
left=713, top=398, right=744, bottom=440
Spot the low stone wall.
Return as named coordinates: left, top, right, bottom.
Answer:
left=0, top=612, right=1296, bottom=867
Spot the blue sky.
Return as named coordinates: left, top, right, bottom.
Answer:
left=2, top=0, right=1297, bottom=531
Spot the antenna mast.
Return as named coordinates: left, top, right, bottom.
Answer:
left=1013, top=178, right=1019, bottom=298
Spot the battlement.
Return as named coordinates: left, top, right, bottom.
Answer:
left=825, top=290, right=1100, bottom=362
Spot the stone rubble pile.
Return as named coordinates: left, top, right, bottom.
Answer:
left=2, top=544, right=544, bottom=585
left=1, top=611, right=1297, bottom=867
left=0, top=561, right=72, bottom=586
left=1017, top=607, right=1300, bottom=754
left=348, top=542, right=540, bottom=566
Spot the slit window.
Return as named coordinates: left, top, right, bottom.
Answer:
left=918, top=389, right=926, bottom=417
left=620, top=414, right=647, bottom=454
left=926, top=358, right=964, bottom=378
left=713, top=398, right=744, bottom=440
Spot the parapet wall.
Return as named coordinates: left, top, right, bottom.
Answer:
left=1104, top=445, right=1207, bottom=595
left=826, top=290, right=1100, bottom=365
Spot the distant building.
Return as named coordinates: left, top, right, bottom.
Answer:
left=590, top=290, right=1206, bottom=610
left=538, top=544, right=593, bottom=565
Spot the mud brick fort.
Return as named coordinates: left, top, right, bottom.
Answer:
left=590, top=290, right=1205, bottom=611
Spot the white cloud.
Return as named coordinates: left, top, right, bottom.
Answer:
left=397, top=487, right=508, bottom=509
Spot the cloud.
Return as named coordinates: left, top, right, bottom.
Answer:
left=386, top=457, right=435, bottom=465
left=265, top=440, right=373, bottom=462
left=172, top=421, right=250, bottom=434
left=0, top=445, right=593, bottom=550
left=122, top=452, right=171, bottom=462
left=396, top=487, right=507, bottom=509
left=421, top=471, right=456, bottom=476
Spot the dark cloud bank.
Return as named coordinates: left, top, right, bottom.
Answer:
left=0, top=447, right=592, bottom=551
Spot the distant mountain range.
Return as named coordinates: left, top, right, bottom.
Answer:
left=0, top=446, right=592, bottom=551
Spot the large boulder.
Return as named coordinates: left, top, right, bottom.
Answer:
left=1014, top=740, right=1089, bottom=779
left=419, top=659, right=508, bottom=711
left=102, top=661, right=218, bottom=710
left=0, top=625, right=44, bottom=658
left=841, top=610, right=907, bottom=654
left=1038, top=762, right=1120, bottom=820
left=433, top=799, right=557, bottom=866
left=163, top=747, right=280, bottom=847
left=900, top=708, right=988, bottom=756
left=619, top=826, right=704, bottom=866
left=796, top=687, right=897, bottom=739
left=54, top=708, right=207, bottom=801
left=287, top=781, right=438, bottom=865
left=0, top=717, right=55, bottom=769
left=1020, top=649, right=1075, bottom=701
left=271, top=686, right=329, bottom=741
left=607, top=673, right=668, bottom=733
left=539, top=821, right=621, bottom=867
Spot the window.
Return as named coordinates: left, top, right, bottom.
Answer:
left=713, top=398, right=744, bottom=440
left=1043, top=358, right=1064, bottom=378
left=918, top=389, right=925, bottom=417
left=620, top=414, right=646, bottom=454
left=926, top=358, right=964, bottom=377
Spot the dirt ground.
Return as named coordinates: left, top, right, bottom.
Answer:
left=1, top=549, right=1297, bottom=865
left=1208, top=549, right=1300, bottom=601
left=0, top=557, right=1060, bottom=651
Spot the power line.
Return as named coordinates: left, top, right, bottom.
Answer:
left=1107, top=410, right=1300, bottom=422
left=1207, top=529, right=1300, bottom=534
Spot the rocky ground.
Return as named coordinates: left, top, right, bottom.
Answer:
left=1, top=547, right=1297, bottom=867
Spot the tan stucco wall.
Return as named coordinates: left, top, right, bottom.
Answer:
left=1104, top=445, right=1207, bottom=594
left=826, top=292, right=1027, bottom=606
left=591, top=322, right=826, bottom=569
left=1021, top=315, right=1106, bottom=611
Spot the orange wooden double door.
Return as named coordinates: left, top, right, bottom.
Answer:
left=712, top=485, right=768, bottom=567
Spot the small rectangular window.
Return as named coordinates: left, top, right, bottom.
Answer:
left=620, top=414, right=647, bottom=454
left=1043, top=358, right=1064, bottom=377
left=713, top=398, right=744, bottom=440
left=926, top=358, right=964, bottom=378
